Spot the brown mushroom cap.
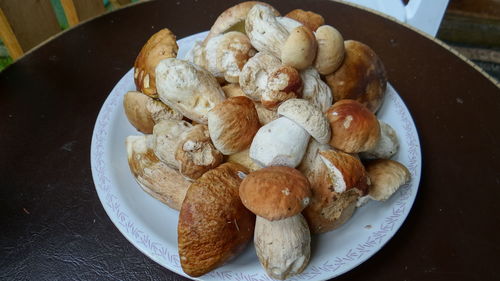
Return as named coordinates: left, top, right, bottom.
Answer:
left=207, top=96, right=261, bottom=155
left=239, top=166, right=311, bottom=221
left=178, top=162, right=254, bottom=277
left=134, top=29, right=178, bottom=98
left=285, top=9, right=325, bottom=31
left=325, top=40, right=387, bottom=112
left=326, top=99, right=380, bottom=153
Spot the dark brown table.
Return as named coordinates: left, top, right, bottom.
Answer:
left=1, top=0, right=499, bottom=280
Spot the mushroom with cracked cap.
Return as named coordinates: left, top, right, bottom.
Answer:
left=249, top=98, right=331, bottom=168
left=299, top=145, right=370, bottom=233
left=239, top=166, right=312, bottom=280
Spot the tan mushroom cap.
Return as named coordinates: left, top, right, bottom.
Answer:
left=262, top=65, right=303, bottom=109
left=277, top=99, right=331, bottom=144
left=134, top=28, right=178, bottom=98
left=325, top=40, right=387, bottom=112
left=123, top=91, right=183, bottom=134
left=178, top=162, right=254, bottom=277
left=239, top=166, right=311, bottom=221
left=207, top=96, right=261, bottom=155
left=281, top=25, right=318, bottom=70
left=204, top=1, right=280, bottom=44
left=285, top=9, right=325, bottom=31
left=365, top=159, right=411, bottom=201
left=313, top=25, right=345, bottom=75
left=326, top=99, right=380, bottom=153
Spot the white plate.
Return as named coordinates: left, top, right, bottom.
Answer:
left=91, top=31, right=422, bottom=281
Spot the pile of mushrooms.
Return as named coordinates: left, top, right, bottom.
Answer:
left=123, top=1, right=411, bottom=279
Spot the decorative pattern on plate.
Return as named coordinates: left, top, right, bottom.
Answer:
left=91, top=32, right=421, bottom=281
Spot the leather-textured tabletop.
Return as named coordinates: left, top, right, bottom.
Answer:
left=1, top=0, right=499, bottom=280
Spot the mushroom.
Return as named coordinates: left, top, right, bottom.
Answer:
left=191, top=31, right=256, bottom=83
left=203, top=1, right=280, bottom=44
left=326, top=99, right=399, bottom=157
left=126, top=135, right=190, bottom=210
left=207, top=96, right=261, bottom=155
left=325, top=40, right=387, bottom=113
left=245, top=4, right=289, bottom=58
left=364, top=159, right=411, bottom=201
left=222, top=83, right=246, bottom=98
left=178, top=162, right=255, bottom=277
left=134, top=28, right=178, bottom=98
left=239, top=52, right=301, bottom=108
left=250, top=99, right=330, bottom=168
left=261, top=65, right=302, bottom=108
left=155, top=58, right=226, bottom=124
left=300, top=67, right=333, bottom=112
left=313, top=25, right=345, bottom=75
left=281, top=25, right=317, bottom=70
left=239, top=52, right=282, bottom=101
left=299, top=146, right=370, bottom=233
left=285, top=9, right=325, bottom=31
left=175, top=124, right=224, bottom=180
left=152, top=119, right=193, bottom=169
left=123, top=91, right=183, bottom=134
left=239, top=166, right=311, bottom=279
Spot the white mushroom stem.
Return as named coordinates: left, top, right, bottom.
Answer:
left=250, top=117, right=310, bottom=168
left=254, top=214, right=311, bottom=280
left=360, top=121, right=399, bottom=159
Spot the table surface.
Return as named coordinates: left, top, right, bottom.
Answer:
left=1, top=0, right=499, bottom=280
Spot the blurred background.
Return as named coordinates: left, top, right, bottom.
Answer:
left=0, top=0, right=499, bottom=82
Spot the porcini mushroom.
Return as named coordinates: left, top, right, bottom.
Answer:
left=325, top=99, right=380, bottom=153
left=326, top=99, right=399, bottom=157
left=134, top=28, right=178, bottom=98
left=178, top=162, right=254, bottom=277
left=191, top=31, right=256, bottom=83
left=123, top=91, right=183, bottom=134
left=152, top=119, right=193, bottom=169
left=299, top=146, right=370, bottom=233
left=300, top=67, right=333, bottom=112
left=126, top=135, right=190, bottom=210
left=203, top=1, right=280, bottom=44
left=285, top=9, right=325, bottom=31
left=249, top=99, right=330, bottom=168
left=239, top=166, right=311, bottom=279
left=207, top=96, right=261, bottom=155
left=325, top=40, right=387, bottom=113
left=155, top=58, right=226, bottom=124
left=313, top=25, right=345, bottom=75
left=364, top=159, right=411, bottom=201
left=281, top=25, right=317, bottom=70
